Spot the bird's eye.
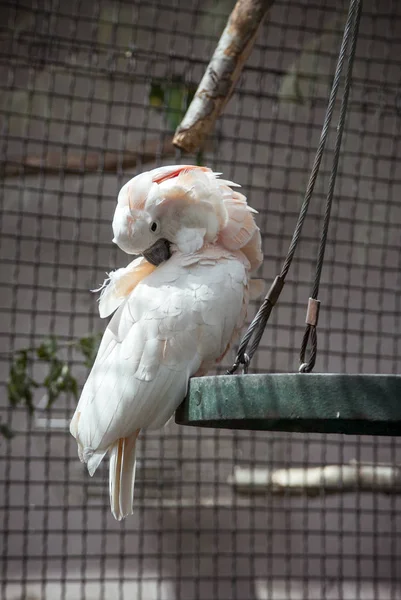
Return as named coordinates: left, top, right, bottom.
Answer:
left=150, top=221, right=159, bottom=233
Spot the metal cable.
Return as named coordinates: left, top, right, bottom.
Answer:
left=299, top=0, right=362, bottom=373
left=228, top=0, right=362, bottom=375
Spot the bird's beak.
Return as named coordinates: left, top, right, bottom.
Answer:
left=142, top=238, right=171, bottom=266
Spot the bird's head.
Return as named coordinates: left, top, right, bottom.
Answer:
left=112, top=165, right=229, bottom=265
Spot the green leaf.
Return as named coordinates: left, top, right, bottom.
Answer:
left=165, top=81, right=196, bottom=131
left=36, top=337, right=58, bottom=361
left=149, top=81, right=165, bottom=109
left=149, top=77, right=196, bottom=131
left=76, top=334, right=102, bottom=369
left=7, top=334, right=101, bottom=428
left=7, top=350, right=38, bottom=414
left=0, top=423, right=15, bottom=440
left=44, top=360, right=78, bottom=407
left=195, top=150, right=204, bottom=167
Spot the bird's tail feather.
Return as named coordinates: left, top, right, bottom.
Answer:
left=109, top=430, right=140, bottom=521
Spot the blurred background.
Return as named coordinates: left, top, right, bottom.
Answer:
left=0, top=0, right=400, bottom=598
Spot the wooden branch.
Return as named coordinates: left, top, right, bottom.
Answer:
left=173, top=0, right=274, bottom=153
left=0, top=136, right=176, bottom=178
left=228, top=462, right=401, bottom=495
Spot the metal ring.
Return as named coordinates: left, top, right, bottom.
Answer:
left=243, top=353, right=250, bottom=374
left=226, top=361, right=239, bottom=375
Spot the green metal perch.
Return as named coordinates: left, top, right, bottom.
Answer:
left=175, top=374, right=401, bottom=436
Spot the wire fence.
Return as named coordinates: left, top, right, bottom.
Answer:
left=0, top=0, right=400, bottom=598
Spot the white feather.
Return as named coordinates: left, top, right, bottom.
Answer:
left=174, top=227, right=206, bottom=253
left=70, top=164, right=261, bottom=520
left=71, top=251, right=247, bottom=455
left=109, top=431, right=138, bottom=520
left=218, top=179, right=241, bottom=188
left=96, top=256, right=155, bottom=318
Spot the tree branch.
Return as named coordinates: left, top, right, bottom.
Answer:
left=0, top=136, right=176, bottom=178
left=173, top=0, right=274, bottom=153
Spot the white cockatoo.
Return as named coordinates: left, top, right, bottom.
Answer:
left=70, top=165, right=263, bottom=520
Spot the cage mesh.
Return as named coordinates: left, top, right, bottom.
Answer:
left=0, top=0, right=401, bottom=598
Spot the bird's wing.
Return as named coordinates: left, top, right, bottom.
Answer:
left=95, top=256, right=156, bottom=318
left=218, top=190, right=263, bottom=272
left=70, top=251, right=248, bottom=455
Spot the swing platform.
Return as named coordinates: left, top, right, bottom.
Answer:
left=175, top=374, right=401, bottom=436
left=174, top=1, right=398, bottom=439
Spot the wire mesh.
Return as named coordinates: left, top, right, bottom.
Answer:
left=0, top=0, right=400, bottom=599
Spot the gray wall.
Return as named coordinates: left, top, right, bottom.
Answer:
left=0, top=0, right=400, bottom=598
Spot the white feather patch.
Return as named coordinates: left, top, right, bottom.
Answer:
left=175, top=227, right=206, bottom=253
left=95, top=257, right=155, bottom=319
left=249, top=278, right=265, bottom=300
left=87, top=449, right=107, bottom=476
left=73, top=252, right=250, bottom=454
